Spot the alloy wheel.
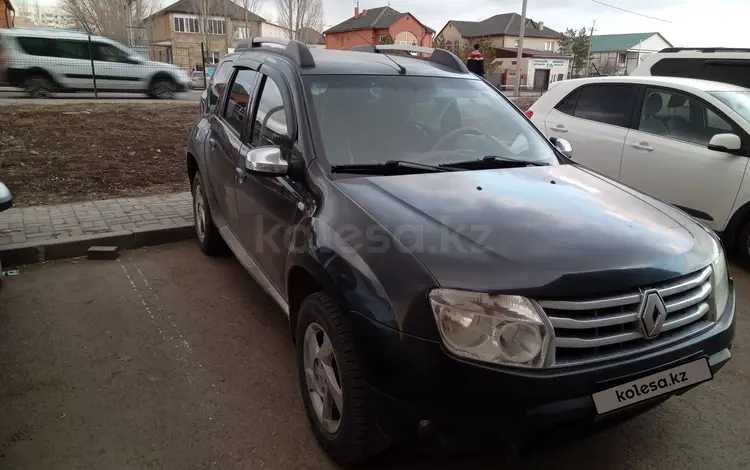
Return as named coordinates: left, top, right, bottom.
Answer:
left=303, top=322, right=343, bottom=434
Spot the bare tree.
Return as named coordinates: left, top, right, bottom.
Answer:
left=595, top=59, right=621, bottom=76
left=60, top=0, right=160, bottom=44
left=237, top=0, right=262, bottom=39
left=15, top=1, right=31, bottom=21
left=276, top=0, right=323, bottom=41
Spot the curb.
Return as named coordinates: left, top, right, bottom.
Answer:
left=0, top=222, right=195, bottom=266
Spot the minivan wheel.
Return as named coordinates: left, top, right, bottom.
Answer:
left=25, top=75, right=55, bottom=98
left=150, top=78, right=176, bottom=99
left=296, top=292, right=391, bottom=465
left=192, top=170, right=223, bottom=255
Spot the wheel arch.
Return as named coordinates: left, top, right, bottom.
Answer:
left=723, top=199, right=750, bottom=253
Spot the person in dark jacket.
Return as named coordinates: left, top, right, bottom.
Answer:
left=466, top=44, right=485, bottom=77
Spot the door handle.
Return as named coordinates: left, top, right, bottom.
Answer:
left=630, top=142, right=654, bottom=151
left=209, top=138, right=217, bottom=149
left=235, top=166, right=246, bottom=184
left=551, top=125, right=568, bottom=133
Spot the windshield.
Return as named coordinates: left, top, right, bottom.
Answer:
left=709, top=91, right=750, bottom=125
left=303, top=76, right=558, bottom=168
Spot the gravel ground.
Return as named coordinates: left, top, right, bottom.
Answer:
left=0, top=242, right=747, bottom=469
left=0, top=104, right=195, bottom=207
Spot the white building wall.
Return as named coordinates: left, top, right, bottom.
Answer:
left=261, top=22, right=291, bottom=39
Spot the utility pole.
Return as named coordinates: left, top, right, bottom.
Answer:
left=585, top=20, right=596, bottom=77
left=513, top=0, right=528, bottom=97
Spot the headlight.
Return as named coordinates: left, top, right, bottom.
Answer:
left=711, top=248, right=730, bottom=320
left=428, top=289, right=554, bottom=368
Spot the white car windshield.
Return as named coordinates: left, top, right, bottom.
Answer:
left=303, top=75, right=558, bottom=167
left=710, top=91, right=750, bottom=125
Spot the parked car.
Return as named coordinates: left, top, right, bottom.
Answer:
left=631, top=47, right=750, bottom=89
left=526, top=76, right=750, bottom=263
left=0, top=27, right=190, bottom=98
left=187, top=38, right=735, bottom=465
left=190, top=70, right=208, bottom=89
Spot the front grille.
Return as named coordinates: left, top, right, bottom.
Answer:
left=539, top=266, right=715, bottom=367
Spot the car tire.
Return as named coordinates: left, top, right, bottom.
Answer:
left=296, top=292, right=391, bottom=466
left=25, top=75, right=55, bottom=98
left=192, top=170, right=224, bottom=255
left=149, top=77, right=176, bottom=99
left=737, top=220, right=750, bottom=268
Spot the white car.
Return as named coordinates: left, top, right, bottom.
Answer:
left=631, top=47, right=750, bottom=89
left=527, top=76, right=750, bottom=262
left=0, top=27, right=190, bottom=98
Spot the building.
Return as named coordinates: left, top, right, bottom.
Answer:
left=145, top=0, right=264, bottom=69
left=260, top=21, right=290, bottom=40
left=324, top=6, right=434, bottom=50
left=590, top=32, right=672, bottom=75
left=436, top=13, right=570, bottom=92
left=297, top=26, right=325, bottom=48
left=10, top=3, right=75, bottom=29
left=1, top=0, right=14, bottom=28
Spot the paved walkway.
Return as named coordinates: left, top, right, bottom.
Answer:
left=0, top=192, right=193, bottom=247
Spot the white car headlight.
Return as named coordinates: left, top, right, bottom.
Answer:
left=428, top=289, right=554, bottom=368
left=711, top=248, right=730, bottom=320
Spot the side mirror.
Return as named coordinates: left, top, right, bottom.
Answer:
left=244, top=146, right=289, bottom=176
left=550, top=137, right=573, bottom=158
left=0, top=183, right=13, bottom=212
left=708, top=133, right=743, bottom=155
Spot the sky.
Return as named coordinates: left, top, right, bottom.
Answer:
left=25, top=0, right=750, bottom=48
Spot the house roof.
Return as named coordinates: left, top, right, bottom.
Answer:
left=590, top=32, right=668, bottom=52
left=495, top=47, right=572, bottom=59
left=442, top=13, right=561, bottom=39
left=146, top=0, right=265, bottom=23
left=298, top=26, right=324, bottom=44
left=324, top=6, right=434, bottom=34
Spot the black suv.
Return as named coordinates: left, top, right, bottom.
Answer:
left=186, top=37, right=735, bottom=465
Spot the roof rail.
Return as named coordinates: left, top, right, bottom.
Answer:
left=235, top=36, right=315, bottom=68
left=351, top=44, right=469, bottom=74
left=660, top=47, right=750, bottom=53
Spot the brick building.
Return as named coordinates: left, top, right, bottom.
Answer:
left=324, top=6, right=434, bottom=51
left=145, top=0, right=264, bottom=69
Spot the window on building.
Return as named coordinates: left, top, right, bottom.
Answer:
left=173, top=17, right=199, bottom=33
left=618, top=52, right=626, bottom=64
left=395, top=31, right=418, bottom=46
left=453, top=40, right=459, bottom=50
left=223, top=69, right=260, bottom=134
left=207, top=51, right=221, bottom=64
left=544, top=41, right=554, bottom=51
left=514, top=39, right=519, bottom=48
left=340, top=37, right=344, bottom=48
left=204, top=19, right=226, bottom=35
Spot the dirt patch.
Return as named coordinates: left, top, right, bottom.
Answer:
left=0, top=103, right=196, bottom=207
left=510, top=96, right=538, bottom=111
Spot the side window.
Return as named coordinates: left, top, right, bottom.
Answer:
left=650, top=58, right=704, bottom=78
left=55, top=40, right=91, bottom=60
left=637, top=87, right=734, bottom=146
left=555, top=89, right=579, bottom=115
left=698, top=61, right=750, bottom=89
left=93, top=43, right=129, bottom=62
left=252, top=77, right=291, bottom=152
left=16, top=36, right=54, bottom=56
left=207, top=61, right=233, bottom=113
left=573, top=85, right=636, bottom=127
left=223, top=69, right=260, bottom=134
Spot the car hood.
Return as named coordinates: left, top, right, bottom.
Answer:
left=333, top=165, right=719, bottom=297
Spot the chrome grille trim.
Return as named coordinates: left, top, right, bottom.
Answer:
left=539, top=266, right=715, bottom=367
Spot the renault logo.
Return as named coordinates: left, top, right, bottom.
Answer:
left=637, top=289, right=668, bottom=338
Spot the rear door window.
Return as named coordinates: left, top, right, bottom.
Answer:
left=55, top=40, right=91, bottom=60
left=698, top=61, right=750, bottom=88
left=572, top=84, right=637, bottom=127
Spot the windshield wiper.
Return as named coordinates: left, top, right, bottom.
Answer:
left=331, top=160, right=459, bottom=175
left=440, top=155, right=550, bottom=170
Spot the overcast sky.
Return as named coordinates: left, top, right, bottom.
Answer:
left=298, top=0, right=748, bottom=48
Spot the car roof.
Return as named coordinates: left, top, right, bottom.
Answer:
left=559, top=75, right=747, bottom=93
left=1, top=26, right=116, bottom=45
left=234, top=47, right=473, bottom=78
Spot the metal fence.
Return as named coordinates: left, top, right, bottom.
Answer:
left=0, top=29, right=211, bottom=98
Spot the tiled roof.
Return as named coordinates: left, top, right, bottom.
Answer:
left=447, top=13, right=561, bottom=39
left=324, top=6, right=434, bottom=34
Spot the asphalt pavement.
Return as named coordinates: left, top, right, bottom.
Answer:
left=0, top=242, right=748, bottom=469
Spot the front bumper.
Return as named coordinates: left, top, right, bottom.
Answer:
left=350, top=287, right=736, bottom=444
